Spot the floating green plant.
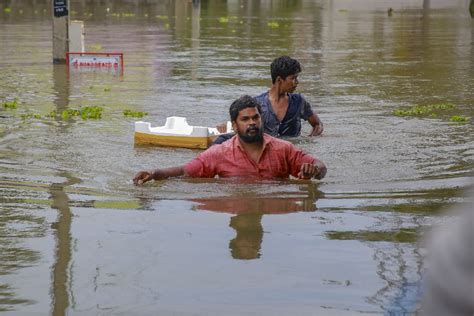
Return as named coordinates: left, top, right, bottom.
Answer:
left=326, top=228, right=419, bottom=243
left=4, top=7, right=11, bottom=13
left=394, top=103, right=456, bottom=117
left=267, top=21, right=280, bottom=28
left=123, top=109, right=148, bottom=118
left=156, top=15, right=168, bottom=20
left=450, top=115, right=470, bottom=123
left=61, top=109, right=81, bottom=120
left=103, top=87, right=111, bottom=92
left=20, top=113, right=42, bottom=120
left=218, top=17, right=229, bottom=23
left=3, top=99, right=18, bottom=109
left=61, top=106, right=103, bottom=120
left=88, top=44, right=102, bottom=51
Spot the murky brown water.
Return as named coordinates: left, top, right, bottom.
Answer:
left=1, top=0, right=473, bottom=314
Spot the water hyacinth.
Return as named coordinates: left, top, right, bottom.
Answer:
left=267, top=21, right=280, bottom=28
left=21, top=113, right=42, bottom=120
left=394, top=103, right=456, bottom=117
left=450, top=115, right=470, bottom=123
left=3, top=98, right=18, bottom=109
left=123, top=109, right=148, bottom=118
left=60, top=106, right=103, bottom=120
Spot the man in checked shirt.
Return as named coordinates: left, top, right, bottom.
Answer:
left=133, top=95, right=326, bottom=184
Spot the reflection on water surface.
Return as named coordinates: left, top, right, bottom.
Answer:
left=0, top=0, right=473, bottom=314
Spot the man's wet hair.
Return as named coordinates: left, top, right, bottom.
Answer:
left=270, top=56, right=302, bottom=84
left=229, top=95, right=262, bottom=122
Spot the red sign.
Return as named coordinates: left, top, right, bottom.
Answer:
left=66, top=52, right=124, bottom=73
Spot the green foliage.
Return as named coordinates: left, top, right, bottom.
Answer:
left=267, top=21, right=280, bottom=28
left=450, top=115, right=470, bottom=123
left=3, top=99, right=18, bottom=109
left=4, top=7, right=11, bottom=13
left=20, top=113, right=42, bottom=120
left=123, top=109, right=148, bottom=118
left=394, top=103, right=456, bottom=117
left=218, top=17, right=229, bottom=23
left=326, top=228, right=419, bottom=243
left=61, top=106, right=103, bottom=120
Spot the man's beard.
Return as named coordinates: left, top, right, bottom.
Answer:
left=238, top=126, right=263, bottom=143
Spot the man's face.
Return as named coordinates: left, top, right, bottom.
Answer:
left=279, top=73, right=299, bottom=93
left=233, top=107, right=263, bottom=143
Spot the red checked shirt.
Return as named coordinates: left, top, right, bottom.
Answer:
left=184, top=134, right=316, bottom=179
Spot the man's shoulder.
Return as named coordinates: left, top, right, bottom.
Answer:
left=254, top=91, right=269, bottom=102
left=288, top=93, right=307, bottom=103
left=264, top=134, right=294, bottom=148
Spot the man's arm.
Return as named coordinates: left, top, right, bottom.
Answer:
left=133, top=166, right=185, bottom=185
left=308, top=113, right=324, bottom=136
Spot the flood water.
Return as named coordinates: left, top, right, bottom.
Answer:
left=1, top=0, right=473, bottom=314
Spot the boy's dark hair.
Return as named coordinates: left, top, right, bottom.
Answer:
left=270, top=56, right=302, bottom=84
left=229, top=95, right=262, bottom=122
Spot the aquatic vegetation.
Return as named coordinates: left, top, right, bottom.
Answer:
left=164, top=23, right=170, bottom=29
left=156, top=15, right=169, bottom=20
left=60, top=106, right=103, bottom=120
left=4, top=7, right=11, bottom=13
left=3, top=99, right=18, bottom=109
left=61, top=109, right=81, bottom=120
left=103, top=87, right=111, bottom=92
left=88, top=44, right=102, bottom=51
left=267, top=21, right=280, bottom=28
left=394, top=103, right=456, bottom=117
left=20, top=113, right=42, bottom=120
left=47, top=110, right=58, bottom=118
left=450, top=115, right=470, bottom=123
left=78, top=106, right=103, bottom=119
left=338, top=9, right=349, bottom=13
left=123, top=109, right=148, bottom=118
left=218, top=17, right=229, bottom=23
left=326, top=228, right=419, bottom=243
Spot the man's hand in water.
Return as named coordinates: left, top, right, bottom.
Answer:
left=298, top=162, right=327, bottom=180
left=133, top=166, right=185, bottom=185
left=133, top=171, right=154, bottom=185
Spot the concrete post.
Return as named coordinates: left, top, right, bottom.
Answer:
left=69, top=21, right=84, bottom=53
left=52, top=0, right=70, bottom=64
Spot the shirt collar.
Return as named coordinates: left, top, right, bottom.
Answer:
left=234, top=133, right=272, bottom=151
